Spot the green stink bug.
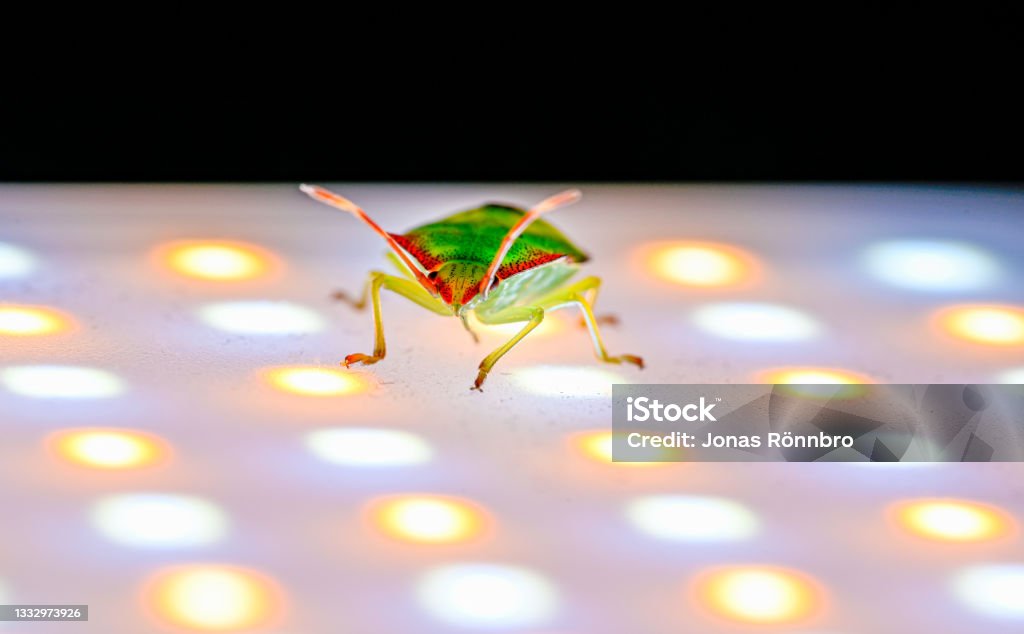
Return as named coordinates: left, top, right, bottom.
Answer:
left=300, top=185, right=644, bottom=390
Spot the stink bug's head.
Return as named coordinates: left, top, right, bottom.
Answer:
left=430, top=262, right=490, bottom=314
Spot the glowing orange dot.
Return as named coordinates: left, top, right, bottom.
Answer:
left=144, top=565, right=284, bottom=631
left=693, top=566, right=823, bottom=625
left=158, top=240, right=278, bottom=281
left=368, top=495, right=490, bottom=544
left=757, top=366, right=873, bottom=384
left=48, top=428, right=169, bottom=469
left=572, top=430, right=666, bottom=467
left=264, top=366, right=371, bottom=396
left=935, top=305, right=1024, bottom=346
left=0, top=305, right=74, bottom=336
left=643, top=241, right=759, bottom=288
left=892, top=499, right=1015, bottom=542
left=755, top=367, right=872, bottom=398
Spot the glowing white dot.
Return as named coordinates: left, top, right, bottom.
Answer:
left=626, top=495, right=758, bottom=541
left=512, top=365, right=625, bottom=398
left=92, top=494, right=228, bottom=548
left=953, top=565, right=1024, bottom=619
left=1, top=365, right=124, bottom=398
left=0, top=242, right=36, bottom=279
left=862, top=240, right=1000, bottom=291
left=692, top=303, right=822, bottom=341
left=198, top=301, right=325, bottom=335
left=997, top=367, right=1024, bottom=383
left=305, top=428, right=432, bottom=467
left=417, top=564, right=558, bottom=628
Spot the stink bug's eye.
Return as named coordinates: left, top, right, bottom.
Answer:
left=428, top=271, right=439, bottom=280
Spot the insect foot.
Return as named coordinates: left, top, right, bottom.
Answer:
left=342, top=353, right=381, bottom=368
left=331, top=290, right=367, bottom=310
left=620, top=354, right=645, bottom=370
left=578, top=314, right=621, bottom=328
left=471, top=369, right=489, bottom=392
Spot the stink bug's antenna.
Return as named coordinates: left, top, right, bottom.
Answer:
left=299, top=184, right=435, bottom=291
left=476, top=189, right=582, bottom=298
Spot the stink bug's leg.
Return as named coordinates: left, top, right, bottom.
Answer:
left=570, top=282, right=618, bottom=328
left=471, top=306, right=545, bottom=390
left=332, top=253, right=418, bottom=309
left=342, top=271, right=450, bottom=368
left=536, top=276, right=644, bottom=369
left=578, top=314, right=620, bottom=328
left=569, top=292, right=643, bottom=369
left=459, top=313, right=480, bottom=344
left=331, top=280, right=370, bottom=310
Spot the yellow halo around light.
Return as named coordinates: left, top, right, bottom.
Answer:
left=144, top=565, right=284, bottom=631
left=643, top=241, right=759, bottom=288
left=264, top=366, right=371, bottom=397
left=693, top=566, right=823, bottom=625
left=158, top=240, right=279, bottom=281
left=368, top=495, right=490, bottom=544
left=0, top=305, right=74, bottom=336
left=935, top=305, right=1024, bottom=346
left=892, top=499, right=1015, bottom=542
left=48, top=428, right=169, bottom=469
left=756, top=366, right=873, bottom=385
left=572, top=430, right=665, bottom=467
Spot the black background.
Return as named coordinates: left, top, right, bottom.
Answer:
left=3, top=7, right=1021, bottom=183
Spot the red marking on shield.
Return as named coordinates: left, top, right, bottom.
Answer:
left=390, top=234, right=443, bottom=270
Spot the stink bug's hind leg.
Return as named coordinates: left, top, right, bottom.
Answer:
left=539, top=276, right=644, bottom=369
left=578, top=313, right=620, bottom=328
left=471, top=306, right=545, bottom=391
left=331, top=283, right=369, bottom=310
left=573, top=279, right=618, bottom=328
left=341, top=271, right=450, bottom=368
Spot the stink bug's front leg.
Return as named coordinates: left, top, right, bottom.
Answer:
left=333, top=252, right=423, bottom=309
left=470, top=276, right=642, bottom=390
left=472, top=306, right=545, bottom=391
left=341, top=271, right=450, bottom=368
